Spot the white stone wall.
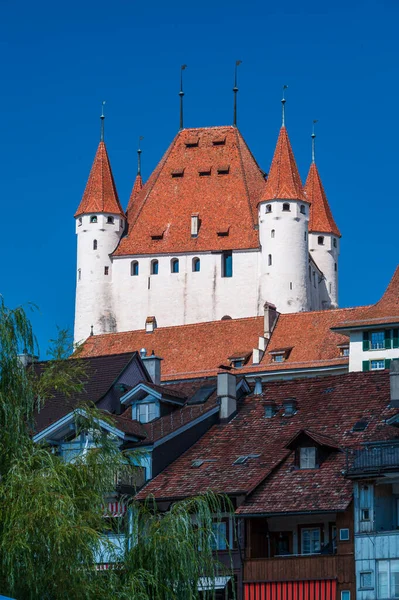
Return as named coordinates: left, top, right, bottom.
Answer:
left=349, top=330, right=399, bottom=372
left=309, top=232, right=339, bottom=308
left=258, top=199, right=311, bottom=313
left=74, top=213, right=124, bottom=343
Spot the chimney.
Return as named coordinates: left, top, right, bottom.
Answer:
left=390, top=359, right=399, bottom=408
left=145, top=316, right=157, bottom=333
left=254, top=378, right=262, bottom=395
left=217, top=371, right=237, bottom=421
left=191, top=213, right=199, bottom=237
left=264, top=302, right=278, bottom=339
left=142, top=351, right=163, bottom=385
left=17, top=353, right=38, bottom=368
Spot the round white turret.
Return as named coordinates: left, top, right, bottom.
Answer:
left=74, top=212, right=124, bottom=344
left=259, top=198, right=311, bottom=313
left=309, top=232, right=339, bottom=308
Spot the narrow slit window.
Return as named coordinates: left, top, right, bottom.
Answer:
left=268, top=254, right=272, bottom=266
left=151, top=260, right=159, bottom=275
left=131, top=261, right=139, bottom=276
left=171, top=169, right=184, bottom=178
left=104, top=266, right=109, bottom=275
left=78, top=268, right=81, bottom=281
left=192, top=257, right=200, bottom=272
left=300, top=205, right=306, bottom=214
left=271, top=229, right=275, bottom=238
left=93, top=239, right=97, bottom=250
left=266, top=204, right=272, bottom=213
left=171, top=258, right=179, bottom=274
left=222, top=252, right=232, bottom=278
left=318, top=236, right=324, bottom=245
left=78, top=217, right=82, bottom=226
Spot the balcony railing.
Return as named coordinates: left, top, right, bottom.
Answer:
left=244, top=555, right=339, bottom=582
left=346, top=441, right=399, bottom=476
left=114, top=465, right=146, bottom=492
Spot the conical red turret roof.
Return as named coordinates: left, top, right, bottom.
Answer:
left=126, top=173, right=143, bottom=216
left=304, top=162, right=340, bottom=237
left=261, top=127, right=307, bottom=202
left=75, top=141, right=124, bottom=218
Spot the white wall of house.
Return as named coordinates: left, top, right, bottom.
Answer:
left=349, top=331, right=399, bottom=372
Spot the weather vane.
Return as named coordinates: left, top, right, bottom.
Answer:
left=179, top=65, right=187, bottom=130
left=100, top=101, right=106, bottom=141
left=312, top=119, right=318, bottom=163
left=233, top=60, right=242, bottom=127
left=281, top=85, right=288, bottom=127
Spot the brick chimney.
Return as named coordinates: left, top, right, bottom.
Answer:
left=142, top=351, right=163, bottom=385
left=218, top=371, right=237, bottom=421
left=390, top=359, right=399, bottom=408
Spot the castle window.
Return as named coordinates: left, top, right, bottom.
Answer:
left=107, top=216, right=114, bottom=224
left=313, top=271, right=316, bottom=288
left=104, top=266, right=109, bottom=275
left=304, top=231, right=307, bottom=241
left=282, top=203, right=290, bottom=212
left=318, top=236, right=324, bottom=245
left=309, top=265, right=311, bottom=280
left=221, top=252, right=232, bottom=278
left=271, top=229, right=275, bottom=238
left=335, top=262, right=337, bottom=272
left=290, top=282, right=293, bottom=290
left=78, top=217, right=82, bottom=226
left=266, top=204, right=272, bottom=213
left=192, top=257, right=200, bottom=272
left=300, top=205, right=306, bottom=214
left=78, top=268, right=81, bottom=281
left=171, top=258, right=179, bottom=274
left=131, top=261, right=139, bottom=276
left=90, top=216, right=97, bottom=223
left=93, top=240, right=97, bottom=250
left=268, top=254, right=272, bottom=266
left=151, top=260, right=159, bottom=275
left=333, top=238, right=337, bottom=248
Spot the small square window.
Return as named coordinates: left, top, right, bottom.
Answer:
left=272, top=354, right=284, bottom=363
left=341, top=591, right=350, bottom=600
left=361, top=509, right=370, bottom=521
left=339, top=528, right=350, bottom=541
left=282, top=203, right=290, bottom=212
left=104, top=266, right=109, bottom=275
left=90, top=216, right=97, bottom=223
left=371, top=360, right=385, bottom=371
left=266, top=204, right=272, bottom=213
left=107, top=216, right=114, bottom=224
left=360, top=571, right=373, bottom=589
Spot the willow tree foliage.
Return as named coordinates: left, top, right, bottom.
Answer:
left=0, top=299, right=232, bottom=599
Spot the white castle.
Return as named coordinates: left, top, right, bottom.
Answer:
left=74, top=105, right=341, bottom=344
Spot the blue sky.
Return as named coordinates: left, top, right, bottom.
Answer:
left=1, top=0, right=397, bottom=356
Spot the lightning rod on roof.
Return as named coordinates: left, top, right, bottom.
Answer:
left=312, top=119, right=318, bottom=163
left=179, top=65, right=187, bottom=130
left=100, top=101, right=106, bottom=142
left=233, top=60, right=242, bottom=127
left=281, top=85, right=288, bottom=127
left=137, top=136, right=144, bottom=175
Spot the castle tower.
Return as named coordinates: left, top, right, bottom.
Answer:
left=74, top=122, right=125, bottom=344
left=304, top=132, right=341, bottom=309
left=258, top=118, right=310, bottom=313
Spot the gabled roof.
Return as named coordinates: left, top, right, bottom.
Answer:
left=136, top=370, right=399, bottom=508
left=333, top=265, right=399, bottom=329
left=121, top=381, right=187, bottom=405
left=75, top=141, right=124, bottom=218
left=261, top=127, right=307, bottom=202
left=113, top=126, right=266, bottom=256
left=285, top=428, right=341, bottom=450
left=304, top=162, right=341, bottom=237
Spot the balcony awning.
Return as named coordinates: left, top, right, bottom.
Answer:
left=198, top=576, right=230, bottom=591
left=245, top=581, right=336, bottom=600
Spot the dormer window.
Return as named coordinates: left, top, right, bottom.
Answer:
left=199, top=167, right=211, bottom=176
left=283, top=398, right=297, bottom=416
left=299, top=446, right=317, bottom=469
left=213, top=137, right=226, bottom=146
left=171, top=169, right=184, bottom=178
left=264, top=402, right=277, bottom=418
left=90, top=216, right=97, bottom=223
left=217, top=165, right=230, bottom=175
left=228, top=351, right=251, bottom=369
left=135, top=403, right=157, bottom=423
left=185, top=138, right=199, bottom=148
left=338, top=344, right=349, bottom=357
left=270, top=347, right=292, bottom=363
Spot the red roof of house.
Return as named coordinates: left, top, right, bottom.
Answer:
left=75, top=141, right=125, bottom=218
left=126, top=173, right=143, bottom=216
left=304, top=162, right=341, bottom=237
left=113, top=126, right=266, bottom=256
left=261, top=127, right=307, bottom=202
left=136, top=370, right=399, bottom=512
left=334, top=265, right=399, bottom=329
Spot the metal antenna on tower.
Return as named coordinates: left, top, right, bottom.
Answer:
left=100, top=101, right=106, bottom=141
left=179, top=65, right=187, bottom=130
left=137, top=136, right=144, bottom=175
left=233, top=60, right=242, bottom=127
left=312, top=120, right=318, bottom=163
left=281, top=85, right=288, bottom=127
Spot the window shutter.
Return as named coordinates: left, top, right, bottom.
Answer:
left=393, top=329, right=399, bottom=349
left=385, top=359, right=391, bottom=369
left=363, top=331, right=370, bottom=351
left=385, top=330, right=392, bottom=350
left=362, top=361, right=370, bottom=372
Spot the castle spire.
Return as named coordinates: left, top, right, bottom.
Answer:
left=233, top=60, right=242, bottom=127
left=74, top=127, right=124, bottom=218
left=179, top=65, right=187, bottom=130
left=127, top=137, right=144, bottom=216
left=304, top=127, right=340, bottom=236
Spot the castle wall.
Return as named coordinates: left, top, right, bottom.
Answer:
left=309, top=233, right=339, bottom=308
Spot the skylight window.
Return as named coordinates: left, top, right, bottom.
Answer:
left=217, top=165, right=230, bottom=175
left=185, top=138, right=199, bottom=148
left=199, top=168, right=211, bottom=176
left=213, top=137, right=226, bottom=146
left=233, top=454, right=260, bottom=465
left=352, top=420, right=368, bottom=432
left=171, top=169, right=184, bottom=178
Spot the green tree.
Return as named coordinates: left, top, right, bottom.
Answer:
left=0, top=299, right=232, bottom=599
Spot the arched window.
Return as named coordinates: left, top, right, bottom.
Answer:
left=192, top=257, right=200, bottom=272
left=266, top=204, right=272, bottom=213
left=90, top=216, right=97, bottom=223
left=151, top=260, right=159, bottom=275
left=93, top=240, right=97, bottom=250
left=107, top=216, right=114, bottom=224
left=171, top=258, right=179, bottom=274
left=300, top=205, right=306, bottom=214
left=282, top=203, right=290, bottom=212
left=318, top=236, right=324, bottom=245
left=131, top=261, right=139, bottom=276
left=268, top=254, right=272, bottom=266
left=271, top=229, right=275, bottom=238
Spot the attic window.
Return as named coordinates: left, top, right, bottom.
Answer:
left=217, top=227, right=230, bottom=237
left=217, top=165, right=230, bottom=175
left=233, top=454, right=260, bottom=465
left=299, top=447, right=317, bottom=469
left=229, top=351, right=251, bottom=368
left=264, top=402, right=277, bottom=418
left=338, top=344, right=349, bottom=357
left=270, top=347, right=292, bottom=362
left=352, top=420, right=368, bottom=432
left=199, top=167, right=212, bottom=176
left=151, top=232, right=164, bottom=240
left=185, top=138, right=199, bottom=148
left=191, top=458, right=216, bottom=468
left=171, top=169, right=184, bottom=178
left=283, top=398, right=297, bottom=416
left=187, top=384, right=216, bottom=405
left=213, top=137, right=226, bottom=146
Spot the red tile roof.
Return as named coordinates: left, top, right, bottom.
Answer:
left=126, top=173, right=143, bottom=217
left=75, top=141, right=125, bottom=218
left=261, top=127, right=307, bottom=202
left=304, top=162, right=341, bottom=237
left=113, top=126, right=266, bottom=256
left=136, top=370, right=399, bottom=512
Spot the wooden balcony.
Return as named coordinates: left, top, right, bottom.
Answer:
left=346, top=441, right=399, bottom=477
left=244, top=554, right=353, bottom=583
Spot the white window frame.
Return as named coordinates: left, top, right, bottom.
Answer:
left=370, top=359, right=385, bottom=371
left=135, top=403, right=157, bottom=424
left=299, top=447, right=317, bottom=469
left=370, top=331, right=385, bottom=350
left=210, top=521, right=228, bottom=551
left=359, top=571, right=373, bottom=590
left=339, top=528, right=350, bottom=541
left=301, top=527, right=321, bottom=555
left=377, top=559, right=399, bottom=599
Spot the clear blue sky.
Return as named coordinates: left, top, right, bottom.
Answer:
left=1, top=0, right=397, bottom=357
